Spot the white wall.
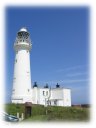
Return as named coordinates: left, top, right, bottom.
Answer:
left=32, top=87, right=39, bottom=104
left=12, top=49, right=32, bottom=103
left=63, top=89, right=71, bottom=106
left=50, top=88, right=64, bottom=106
left=32, top=88, right=50, bottom=106
left=58, top=100, right=64, bottom=106
left=31, top=87, right=71, bottom=107
left=50, top=88, right=63, bottom=100
left=38, top=88, right=50, bottom=106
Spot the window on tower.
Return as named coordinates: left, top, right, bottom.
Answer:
left=15, top=59, right=17, bottom=63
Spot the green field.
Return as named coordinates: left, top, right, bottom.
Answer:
left=5, top=104, right=90, bottom=122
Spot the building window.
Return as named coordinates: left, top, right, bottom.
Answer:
left=43, top=91, right=45, bottom=96
left=15, top=59, right=17, bottom=63
left=46, top=91, right=48, bottom=96
left=54, top=100, right=57, bottom=105
left=47, top=100, right=49, bottom=105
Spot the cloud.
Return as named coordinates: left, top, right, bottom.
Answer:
left=56, top=65, right=87, bottom=73
left=62, top=79, right=89, bottom=84
left=72, top=85, right=89, bottom=92
left=39, top=78, right=89, bottom=85
left=65, top=65, right=84, bottom=71
left=57, top=79, right=89, bottom=84
left=66, top=72, right=88, bottom=77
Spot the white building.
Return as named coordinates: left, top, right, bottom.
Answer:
left=31, top=83, right=71, bottom=107
left=11, top=28, right=71, bottom=107
left=11, top=27, right=32, bottom=103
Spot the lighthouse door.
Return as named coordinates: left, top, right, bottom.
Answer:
left=25, top=106, right=32, bottom=118
left=25, top=102, right=32, bottom=118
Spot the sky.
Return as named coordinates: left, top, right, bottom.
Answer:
left=5, top=6, right=89, bottom=104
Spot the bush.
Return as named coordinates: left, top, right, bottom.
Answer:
left=4, top=104, right=90, bottom=121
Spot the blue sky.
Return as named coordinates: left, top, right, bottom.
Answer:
left=6, top=7, right=89, bottom=104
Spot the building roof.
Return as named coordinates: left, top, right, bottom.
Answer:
left=50, top=87, right=71, bottom=90
left=49, top=98, right=63, bottom=101
left=31, top=87, right=70, bottom=90
left=20, top=27, right=27, bottom=32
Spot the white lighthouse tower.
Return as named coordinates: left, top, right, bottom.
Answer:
left=11, top=28, right=32, bottom=103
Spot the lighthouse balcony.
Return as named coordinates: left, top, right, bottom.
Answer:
left=14, top=42, right=32, bottom=51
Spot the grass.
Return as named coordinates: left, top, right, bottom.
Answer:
left=5, top=103, right=25, bottom=116
left=25, top=115, right=48, bottom=122
left=4, top=104, right=90, bottom=122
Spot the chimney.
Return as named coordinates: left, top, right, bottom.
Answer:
left=56, top=83, right=60, bottom=88
left=33, top=82, right=38, bottom=88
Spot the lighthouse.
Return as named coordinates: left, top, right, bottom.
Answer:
left=11, top=27, right=71, bottom=106
left=11, top=28, right=32, bottom=103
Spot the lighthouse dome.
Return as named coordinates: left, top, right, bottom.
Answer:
left=20, top=27, right=28, bottom=32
